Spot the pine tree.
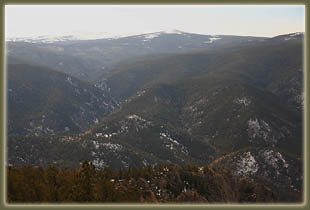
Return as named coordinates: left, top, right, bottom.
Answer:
left=71, top=160, right=95, bottom=201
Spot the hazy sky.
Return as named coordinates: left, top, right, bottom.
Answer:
left=5, top=5, right=305, bottom=38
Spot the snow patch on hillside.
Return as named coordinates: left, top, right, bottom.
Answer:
left=102, top=142, right=123, bottom=152
left=128, top=114, right=146, bottom=121
left=262, top=150, right=289, bottom=170
left=236, top=152, right=258, bottom=176
left=66, top=76, right=77, bottom=87
left=136, top=90, right=146, bottom=97
left=123, top=114, right=153, bottom=131
left=209, top=37, right=222, bottom=42
left=234, top=97, right=251, bottom=106
left=92, top=140, right=122, bottom=152
left=91, top=140, right=123, bottom=169
left=160, top=132, right=188, bottom=155
left=92, top=158, right=107, bottom=169
left=204, top=37, right=222, bottom=43
left=247, top=118, right=275, bottom=145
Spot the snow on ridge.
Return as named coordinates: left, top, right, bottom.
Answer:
left=6, top=35, right=77, bottom=43
left=143, top=33, right=161, bottom=40
left=160, top=132, right=180, bottom=145
left=118, top=114, right=153, bottom=133
left=289, top=32, right=304, bottom=37
left=6, top=31, right=140, bottom=43
left=283, top=32, right=304, bottom=41
left=163, top=29, right=184, bottom=34
left=98, top=114, right=152, bottom=137
left=142, top=29, right=184, bottom=40
left=127, top=114, right=146, bottom=121
left=160, top=132, right=188, bottom=154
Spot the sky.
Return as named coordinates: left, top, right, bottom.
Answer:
left=5, top=5, right=305, bottom=38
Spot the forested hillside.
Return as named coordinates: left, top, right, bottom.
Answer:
left=7, top=162, right=277, bottom=203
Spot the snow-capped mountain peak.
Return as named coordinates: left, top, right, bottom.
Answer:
left=6, top=31, right=140, bottom=43
left=162, top=29, right=184, bottom=34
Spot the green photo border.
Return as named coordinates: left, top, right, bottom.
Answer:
left=0, top=1, right=309, bottom=209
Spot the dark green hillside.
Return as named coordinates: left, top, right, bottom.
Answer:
left=105, top=53, right=218, bottom=100
left=8, top=133, right=166, bottom=170
left=93, top=75, right=301, bottom=159
left=11, top=74, right=301, bottom=170
left=103, top=37, right=303, bottom=110
left=85, top=75, right=302, bottom=201
left=211, top=40, right=304, bottom=111
left=8, top=63, right=117, bottom=136
left=179, top=76, right=301, bottom=155
left=209, top=41, right=303, bottom=99
left=8, top=135, right=93, bottom=169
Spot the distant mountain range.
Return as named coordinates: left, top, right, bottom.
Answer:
left=4, top=29, right=262, bottom=43
left=6, top=31, right=304, bottom=202
left=6, top=30, right=269, bottom=81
